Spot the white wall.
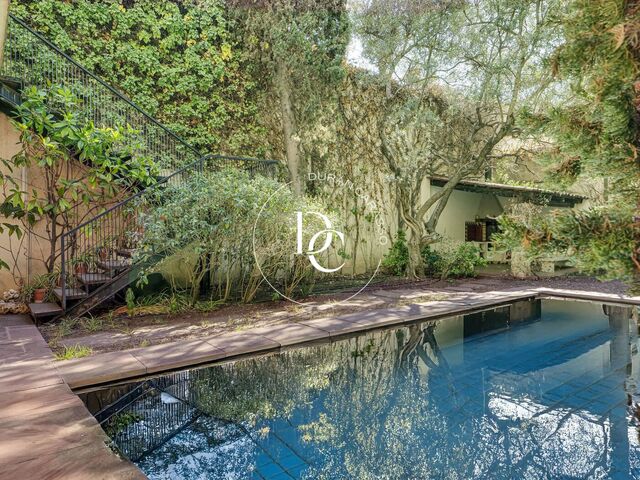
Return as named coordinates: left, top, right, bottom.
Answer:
left=425, top=183, right=507, bottom=242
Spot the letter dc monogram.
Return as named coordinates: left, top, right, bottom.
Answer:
left=296, top=212, right=345, bottom=273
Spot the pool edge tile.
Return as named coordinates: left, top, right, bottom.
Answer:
left=129, top=339, right=226, bottom=374
left=56, top=351, right=147, bottom=389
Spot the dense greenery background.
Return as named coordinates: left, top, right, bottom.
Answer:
left=10, top=0, right=269, bottom=154
left=7, top=0, right=640, bottom=286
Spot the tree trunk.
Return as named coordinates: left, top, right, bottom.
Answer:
left=397, top=187, right=425, bottom=279
left=275, top=59, right=304, bottom=196
left=406, top=234, right=424, bottom=279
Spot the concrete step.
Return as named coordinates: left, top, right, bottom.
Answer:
left=28, top=302, right=63, bottom=319
left=53, top=287, right=87, bottom=302
left=76, top=272, right=111, bottom=285
left=97, top=259, right=131, bottom=271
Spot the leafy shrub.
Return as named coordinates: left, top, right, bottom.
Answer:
left=139, top=169, right=340, bottom=303
left=0, top=84, right=155, bottom=276
left=421, top=245, right=442, bottom=276
left=11, top=0, right=266, bottom=155
left=382, top=231, right=409, bottom=276
left=494, top=203, right=640, bottom=283
left=422, top=241, right=486, bottom=279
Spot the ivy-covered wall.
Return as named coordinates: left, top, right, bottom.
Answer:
left=11, top=0, right=270, bottom=155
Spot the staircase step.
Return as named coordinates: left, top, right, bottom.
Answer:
left=97, top=259, right=131, bottom=271
left=0, top=82, right=21, bottom=111
left=0, top=75, right=23, bottom=90
left=117, top=249, right=136, bottom=258
left=53, top=287, right=87, bottom=302
left=29, top=302, right=63, bottom=319
left=76, top=272, right=111, bottom=285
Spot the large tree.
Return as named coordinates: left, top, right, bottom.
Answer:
left=352, top=0, right=560, bottom=277
left=501, top=0, right=640, bottom=285
left=231, top=0, right=349, bottom=196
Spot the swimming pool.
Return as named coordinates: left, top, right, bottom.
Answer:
left=83, top=299, right=640, bottom=479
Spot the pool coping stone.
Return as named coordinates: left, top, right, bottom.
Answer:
left=60, top=286, right=640, bottom=391
left=0, top=316, right=145, bottom=479
left=1, top=285, right=638, bottom=479
left=61, top=288, right=545, bottom=389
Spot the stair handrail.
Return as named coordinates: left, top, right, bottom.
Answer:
left=3, top=13, right=200, bottom=157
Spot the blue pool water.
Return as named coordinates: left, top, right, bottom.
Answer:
left=86, top=299, right=640, bottom=479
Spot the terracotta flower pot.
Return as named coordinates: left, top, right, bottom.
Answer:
left=74, top=263, right=88, bottom=275
left=33, top=288, right=47, bottom=303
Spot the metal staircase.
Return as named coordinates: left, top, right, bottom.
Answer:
left=0, top=14, right=278, bottom=321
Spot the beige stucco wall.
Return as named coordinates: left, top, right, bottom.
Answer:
left=0, top=111, right=28, bottom=291
left=424, top=182, right=509, bottom=242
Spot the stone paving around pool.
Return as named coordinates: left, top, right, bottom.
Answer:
left=0, top=315, right=145, bottom=480
left=1, top=282, right=639, bottom=480
left=57, top=286, right=640, bottom=390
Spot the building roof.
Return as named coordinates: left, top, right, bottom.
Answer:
left=430, top=176, right=587, bottom=208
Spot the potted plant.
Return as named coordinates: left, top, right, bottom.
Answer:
left=72, top=255, right=90, bottom=275
left=30, top=274, right=52, bottom=303
left=96, top=246, right=110, bottom=262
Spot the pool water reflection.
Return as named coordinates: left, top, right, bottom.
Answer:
left=84, top=299, right=640, bottom=479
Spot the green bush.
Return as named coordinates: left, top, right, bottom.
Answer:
left=421, top=245, right=442, bottom=277
left=494, top=203, right=640, bottom=283
left=138, top=169, right=340, bottom=304
left=382, top=231, right=409, bottom=276
left=421, top=241, right=486, bottom=279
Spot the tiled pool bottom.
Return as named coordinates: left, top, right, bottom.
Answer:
left=83, top=299, right=640, bottom=479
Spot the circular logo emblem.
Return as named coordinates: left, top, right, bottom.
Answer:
left=252, top=174, right=389, bottom=305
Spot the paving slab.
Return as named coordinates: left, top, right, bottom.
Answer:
left=0, top=441, right=147, bottom=480
left=336, top=308, right=409, bottom=328
left=204, top=332, right=280, bottom=356
left=0, top=315, right=147, bottom=479
left=370, top=289, right=440, bottom=299
left=0, top=403, right=104, bottom=466
left=247, top=322, right=330, bottom=346
left=129, top=339, right=226, bottom=374
left=535, top=288, right=640, bottom=305
left=0, top=339, right=54, bottom=365
left=0, top=314, right=33, bottom=327
left=57, top=351, right=147, bottom=389
left=298, top=316, right=369, bottom=337
left=0, top=383, right=82, bottom=420
left=0, top=324, right=49, bottom=343
left=0, top=358, right=64, bottom=392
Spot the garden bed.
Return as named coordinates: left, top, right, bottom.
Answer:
left=40, top=275, right=629, bottom=359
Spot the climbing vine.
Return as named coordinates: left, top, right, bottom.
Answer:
left=11, top=0, right=270, bottom=155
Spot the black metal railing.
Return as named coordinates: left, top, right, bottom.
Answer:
left=59, top=155, right=279, bottom=312
left=98, top=372, right=248, bottom=462
left=0, top=14, right=199, bottom=171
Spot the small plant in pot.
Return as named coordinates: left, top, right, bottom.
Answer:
left=96, top=246, right=110, bottom=262
left=30, top=274, right=52, bottom=304
left=72, top=256, right=90, bottom=275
